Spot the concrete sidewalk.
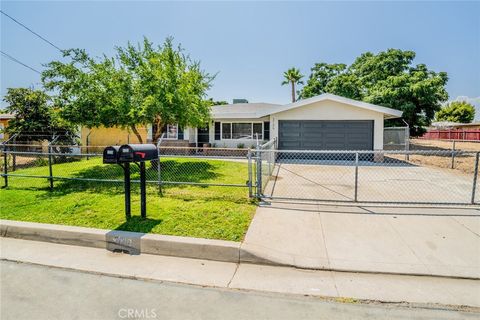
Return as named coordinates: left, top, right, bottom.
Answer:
left=241, top=202, right=480, bottom=278
left=1, top=237, right=479, bottom=309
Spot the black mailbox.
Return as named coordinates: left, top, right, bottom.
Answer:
left=103, top=146, right=121, bottom=164
left=118, top=144, right=158, bottom=163
left=103, top=143, right=157, bottom=221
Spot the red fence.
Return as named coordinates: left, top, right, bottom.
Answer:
left=422, top=129, right=480, bottom=141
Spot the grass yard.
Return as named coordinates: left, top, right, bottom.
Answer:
left=0, top=157, right=256, bottom=241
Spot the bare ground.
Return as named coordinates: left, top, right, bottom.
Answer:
left=405, top=139, right=480, bottom=174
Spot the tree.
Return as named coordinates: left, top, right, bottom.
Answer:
left=282, top=68, right=304, bottom=102
left=435, top=101, right=475, bottom=123
left=299, top=49, right=449, bottom=135
left=2, top=87, right=77, bottom=143
left=42, top=37, right=213, bottom=143
left=206, top=98, right=229, bottom=106
left=300, top=63, right=346, bottom=99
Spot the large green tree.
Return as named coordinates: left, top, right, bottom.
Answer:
left=2, top=87, right=77, bottom=143
left=435, top=101, right=475, bottom=123
left=300, top=49, right=449, bottom=135
left=282, top=68, right=304, bottom=102
left=42, top=37, right=213, bottom=143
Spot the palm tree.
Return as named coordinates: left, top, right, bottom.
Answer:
left=282, top=68, right=304, bottom=102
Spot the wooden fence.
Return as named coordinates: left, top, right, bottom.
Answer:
left=422, top=129, right=480, bottom=141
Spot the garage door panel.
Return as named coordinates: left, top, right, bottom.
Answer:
left=279, top=120, right=373, bottom=151
left=326, top=133, right=346, bottom=139
left=303, top=132, right=324, bottom=139
left=281, top=141, right=301, bottom=148
left=281, top=132, right=301, bottom=138
left=303, top=141, right=325, bottom=148
left=281, top=122, right=301, bottom=129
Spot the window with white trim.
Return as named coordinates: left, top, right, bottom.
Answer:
left=220, top=122, right=263, bottom=140
left=222, top=123, right=231, bottom=139
left=166, top=124, right=178, bottom=139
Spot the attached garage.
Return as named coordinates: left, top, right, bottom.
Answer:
left=278, top=120, right=373, bottom=150
left=270, top=94, right=403, bottom=151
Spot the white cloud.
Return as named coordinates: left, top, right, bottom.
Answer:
left=447, top=96, right=480, bottom=121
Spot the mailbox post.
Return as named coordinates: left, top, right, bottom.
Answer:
left=103, top=144, right=157, bottom=220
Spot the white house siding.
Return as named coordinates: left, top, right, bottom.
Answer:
left=184, top=127, right=194, bottom=142
left=269, top=100, right=385, bottom=150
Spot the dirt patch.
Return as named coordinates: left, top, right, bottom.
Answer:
left=402, top=139, right=480, bottom=174
left=411, top=139, right=480, bottom=152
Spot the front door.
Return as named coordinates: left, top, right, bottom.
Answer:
left=197, top=127, right=210, bottom=144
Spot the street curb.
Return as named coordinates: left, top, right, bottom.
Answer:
left=2, top=220, right=479, bottom=280
left=0, top=220, right=241, bottom=264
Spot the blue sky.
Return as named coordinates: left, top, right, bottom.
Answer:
left=1, top=1, right=479, bottom=117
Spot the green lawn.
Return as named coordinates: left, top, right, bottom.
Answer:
left=0, top=157, right=256, bottom=241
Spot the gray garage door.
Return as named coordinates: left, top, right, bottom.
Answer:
left=278, top=120, right=374, bottom=150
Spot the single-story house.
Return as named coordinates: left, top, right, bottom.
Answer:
left=166, top=93, right=402, bottom=151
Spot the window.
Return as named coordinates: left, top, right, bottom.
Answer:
left=178, top=127, right=184, bottom=140
left=263, top=122, right=270, bottom=140
left=214, top=122, right=221, bottom=140
left=166, top=124, right=178, bottom=139
left=222, top=123, right=231, bottom=139
left=220, top=122, right=264, bottom=140
left=253, top=123, right=263, bottom=140
left=0, top=123, right=4, bottom=140
left=232, top=123, right=252, bottom=139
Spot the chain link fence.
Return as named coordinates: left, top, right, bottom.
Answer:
left=256, top=149, right=480, bottom=205
left=256, top=139, right=276, bottom=196
left=384, top=127, right=409, bottom=151
left=1, top=144, right=254, bottom=203
left=2, top=141, right=479, bottom=205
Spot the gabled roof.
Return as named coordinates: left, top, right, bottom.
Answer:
left=210, top=94, right=403, bottom=120
left=261, top=93, right=403, bottom=119
left=211, top=103, right=280, bottom=119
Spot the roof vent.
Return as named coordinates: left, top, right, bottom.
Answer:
left=233, top=99, right=248, bottom=104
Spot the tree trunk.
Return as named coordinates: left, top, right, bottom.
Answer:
left=152, top=117, right=164, bottom=144
left=130, top=125, right=144, bottom=144
left=291, top=81, right=296, bottom=102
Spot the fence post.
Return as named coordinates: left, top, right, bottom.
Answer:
left=451, top=140, right=456, bottom=169
left=3, top=144, right=8, bottom=187
left=86, top=132, right=90, bottom=161
left=247, top=149, right=253, bottom=198
left=12, top=136, right=16, bottom=172
left=156, top=133, right=165, bottom=195
left=157, top=143, right=162, bottom=196
left=48, top=143, right=54, bottom=191
left=354, top=152, right=359, bottom=202
left=471, top=152, right=479, bottom=204
left=405, top=126, right=410, bottom=161
left=256, top=149, right=262, bottom=198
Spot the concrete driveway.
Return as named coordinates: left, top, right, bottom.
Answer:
left=241, top=202, right=480, bottom=278
left=263, top=162, right=478, bottom=204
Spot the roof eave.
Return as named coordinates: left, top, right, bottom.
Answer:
left=211, top=113, right=264, bottom=119
left=266, top=93, right=403, bottom=119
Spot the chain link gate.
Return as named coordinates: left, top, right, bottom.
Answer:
left=253, top=148, right=480, bottom=206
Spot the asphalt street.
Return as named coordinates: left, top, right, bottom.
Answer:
left=1, top=260, right=477, bottom=320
